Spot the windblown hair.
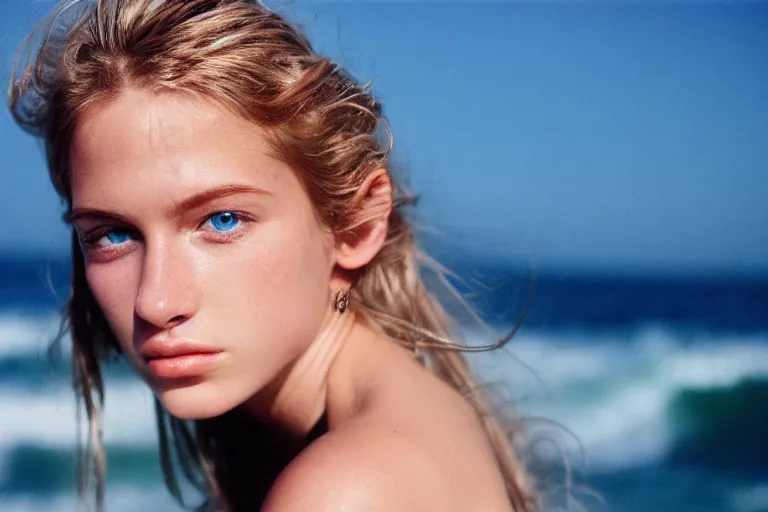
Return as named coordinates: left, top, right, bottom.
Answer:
left=9, top=1, right=539, bottom=511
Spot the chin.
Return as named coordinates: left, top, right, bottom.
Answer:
left=154, top=379, right=243, bottom=420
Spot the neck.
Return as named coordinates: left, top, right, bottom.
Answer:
left=243, top=307, right=356, bottom=437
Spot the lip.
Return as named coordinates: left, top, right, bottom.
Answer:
left=140, top=338, right=223, bottom=379
left=141, top=338, right=221, bottom=359
left=146, top=352, right=222, bottom=379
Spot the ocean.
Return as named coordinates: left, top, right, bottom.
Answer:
left=1, top=252, right=766, bottom=511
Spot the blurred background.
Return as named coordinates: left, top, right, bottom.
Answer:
left=1, top=0, right=766, bottom=511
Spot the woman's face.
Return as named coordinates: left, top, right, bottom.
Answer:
left=70, top=87, right=337, bottom=419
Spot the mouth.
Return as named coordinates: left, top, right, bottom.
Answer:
left=140, top=339, right=223, bottom=379
left=145, top=351, right=223, bottom=379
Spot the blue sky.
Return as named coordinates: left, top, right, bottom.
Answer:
left=1, top=1, right=766, bottom=274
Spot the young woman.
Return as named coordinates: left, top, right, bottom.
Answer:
left=10, top=1, right=539, bottom=510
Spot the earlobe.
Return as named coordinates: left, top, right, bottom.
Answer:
left=335, top=169, right=392, bottom=271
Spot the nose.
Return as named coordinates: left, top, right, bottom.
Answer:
left=134, top=238, right=199, bottom=329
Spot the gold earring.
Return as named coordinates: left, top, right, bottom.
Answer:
left=334, top=289, right=350, bottom=313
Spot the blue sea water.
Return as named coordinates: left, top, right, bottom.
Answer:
left=0, top=253, right=766, bottom=511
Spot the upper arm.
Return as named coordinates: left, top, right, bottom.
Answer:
left=261, top=425, right=451, bottom=512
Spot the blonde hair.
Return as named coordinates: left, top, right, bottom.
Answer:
left=9, top=1, right=539, bottom=510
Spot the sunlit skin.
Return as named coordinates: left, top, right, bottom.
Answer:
left=70, top=88, right=348, bottom=430
left=69, top=87, right=514, bottom=511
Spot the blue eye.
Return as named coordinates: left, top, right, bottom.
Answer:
left=207, top=212, right=240, bottom=232
left=97, top=229, right=133, bottom=247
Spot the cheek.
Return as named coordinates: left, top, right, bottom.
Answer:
left=270, top=216, right=333, bottom=318
left=84, top=260, right=140, bottom=349
left=210, top=218, right=332, bottom=359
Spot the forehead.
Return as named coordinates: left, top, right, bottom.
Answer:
left=69, top=87, right=292, bottom=206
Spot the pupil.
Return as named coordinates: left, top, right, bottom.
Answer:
left=214, top=212, right=236, bottom=230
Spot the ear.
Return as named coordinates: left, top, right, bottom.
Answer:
left=335, top=169, right=393, bottom=271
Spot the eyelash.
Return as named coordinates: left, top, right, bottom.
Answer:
left=79, top=227, right=135, bottom=251
left=79, top=211, right=253, bottom=252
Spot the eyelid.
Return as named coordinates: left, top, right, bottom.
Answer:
left=79, top=225, right=137, bottom=246
left=77, top=225, right=113, bottom=244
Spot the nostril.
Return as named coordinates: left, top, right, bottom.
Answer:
left=166, top=314, right=188, bottom=328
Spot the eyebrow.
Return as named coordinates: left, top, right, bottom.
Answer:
left=68, top=184, right=271, bottom=223
left=171, top=184, right=271, bottom=216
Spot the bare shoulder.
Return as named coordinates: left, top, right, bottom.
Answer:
left=262, top=341, right=515, bottom=512
left=261, top=419, right=454, bottom=512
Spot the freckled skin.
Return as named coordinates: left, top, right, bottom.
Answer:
left=70, top=88, right=337, bottom=420
left=69, top=87, right=515, bottom=511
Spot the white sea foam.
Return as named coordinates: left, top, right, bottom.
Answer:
left=0, top=379, right=157, bottom=451
left=0, top=313, right=63, bottom=357
left=2, top=313, right=767, bottom=475
left=465, top=325, right=768, bottom=471
left=0, top=378, right=161, bottom=509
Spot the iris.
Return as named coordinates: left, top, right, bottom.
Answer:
left=208, top=212, right=240, bottom=232
left=100, top=229, right=133, bottom=246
